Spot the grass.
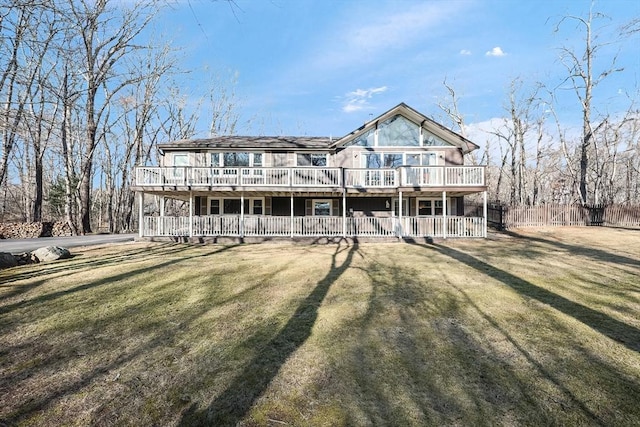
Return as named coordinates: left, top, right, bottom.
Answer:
left=1, top=227, right=639, bottom=426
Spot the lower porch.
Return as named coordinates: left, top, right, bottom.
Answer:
left=140, top=215, right=486, bottom=239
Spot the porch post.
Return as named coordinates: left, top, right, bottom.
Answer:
left=398, top=190, right=403, bottom=239
left=342, top=190, right=346, bottom=238
left=442, top=191, right=447, bottom=239
left=138, top=192, right=144, bottom=238
left=189, top=191, right=193, bottom=238
left=240, top=192, right=245, bottom=238
left=159, top=196, right=165, bottom=236
left=290, top=193, right=294, bottom=238
left=483, top=190, right=488, bottom=238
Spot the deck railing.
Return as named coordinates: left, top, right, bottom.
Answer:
left=135, top=166, right=485, bottom=188
left=143, top=215, right=485, bottom=238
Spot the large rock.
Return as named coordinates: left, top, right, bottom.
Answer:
left=32, top=246, right=71, bottom=262
left=0, top=252, right=18, bottom=268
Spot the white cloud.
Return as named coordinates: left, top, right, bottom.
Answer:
left=485, top=46, right=506, bottom=57
left=342, top=86, right=388, bottom=113
left=307, top=2, right=465, bottom=71
left=460, top=49, right=472, bottom=55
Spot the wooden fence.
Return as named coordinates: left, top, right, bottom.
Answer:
left=465, top=203, right=640, bottom=230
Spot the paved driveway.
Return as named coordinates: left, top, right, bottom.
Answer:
left=0, top=234, right=137, bottom=254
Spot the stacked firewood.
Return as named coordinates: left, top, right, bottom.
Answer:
left=0, top=222, right=72, bottom=239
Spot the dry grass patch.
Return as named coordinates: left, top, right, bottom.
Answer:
left=1, top=228, right=639, bottom=426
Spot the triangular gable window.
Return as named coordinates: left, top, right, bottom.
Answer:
left=423, top=130, right=453, bottom=147
left=378, top=115, right=420, bottom=147
left=352, top=128, right=375, bottom=146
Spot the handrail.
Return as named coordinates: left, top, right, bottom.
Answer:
left=135, top=165, right=485, bottom=187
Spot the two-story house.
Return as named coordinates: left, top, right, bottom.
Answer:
left=133, top=103, right=488, bottom=240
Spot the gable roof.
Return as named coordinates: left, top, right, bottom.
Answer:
left=157, top=103, right=479, bottom=153
left=158, top=136, right=332, bottom=152
left=332, top=103, right=479, bottom=154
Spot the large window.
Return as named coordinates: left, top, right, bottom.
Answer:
left=362, top=152, right=440, bottom=168
left=210, top=152, right=263, bottom=167
left=378, top=115, right=420, bottom=147
left=224, top=152, right=250, bottom=167
left=297, top=153, right=327, bottom=166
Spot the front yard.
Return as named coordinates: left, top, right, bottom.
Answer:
left=1, top=228, right=639, bottom=426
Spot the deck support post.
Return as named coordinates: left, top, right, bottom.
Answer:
left=240, top=192, right=245, bottom=238
left=342, top=190, right=346, bottom=238
left=138, top=192, right=144, bottom=238
left=483, top=190, right=488, bottom=238
left=442, top=191, right=447, bottom=239
left=189, top=191, right=193, bottom=238
left=398, top=191, right=403, bottom=239
left=290, top=193, right=294, bottom=238
left=159, top=196, right=165, bottom=236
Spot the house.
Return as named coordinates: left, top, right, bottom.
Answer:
left=133, top=103, right=488, bottom=240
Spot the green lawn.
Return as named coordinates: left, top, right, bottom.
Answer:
left=1, top=228, right=639, bottom=426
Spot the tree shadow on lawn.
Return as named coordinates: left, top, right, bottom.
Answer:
left=345, top=257, right=565, bottom=425
left=0, top=242, right=192, bottom=287
left=179, top=240, right=360, bottom=426
left=424, top=242, right=640, bottom=354
left=0, top=244, right=243, bottom=425
left=0, top=244, right=235, bottom=317
left=504, top=230, right=640, bottom=268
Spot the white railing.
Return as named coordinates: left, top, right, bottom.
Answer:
left=344, top=169, right=397, bottom=188
left=291, top=168, right=341, bottom=186
left=136, top=166, right=484, bottom=188
left=293, top=216, right=344, bottom=236
left=444, top=166, right=485, bottom=186
left=348, top=217, right=396, bottom=236
left=142, top=215, right=485, bottom=238
left=401, top=167, right=444, bottom=186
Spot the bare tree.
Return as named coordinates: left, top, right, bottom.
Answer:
left=553, top=4, right=624, bottom=204
left=61, top=0, right=158, bottom=234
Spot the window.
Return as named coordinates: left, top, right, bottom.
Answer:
left=252, top=199, right=263, bottom=215
left=169, top=154, right=189, bottom=180
left=364, top=153, right=382, bottom=168
left=224, top=199, right=242, bottom=214
left=383, top=153, right=403, bottom=168
left=422, top=152, right=438, bottom=165
left=418, top=200, right=432, bottom=216
left=406, top=154, right=420, bottom=166
left=253, top=153, right=262, bottom=167
left=173, top=154, right=189, bottom=166
left=417, top=199, right=446, bottom=216
left=209, top=198, right=264, bottom=215
left=210, top=153, right=220, bottom=167
left=210, top=199, right=220, bottom=215
left=297, top=153, right=327, bottom=167
left=393, top=198, right=409, bottom=217
left=224, top=152, right=250, bottom=167
left=423, top=130, right=452, bottom=147
left=378, top=115, right=420, bottom=147
left=313, top=200, right=332, bottom=216
left=353, top=128, right=375, bottom=147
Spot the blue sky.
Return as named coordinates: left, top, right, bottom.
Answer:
left=155, top=0, right=640, bottom=139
